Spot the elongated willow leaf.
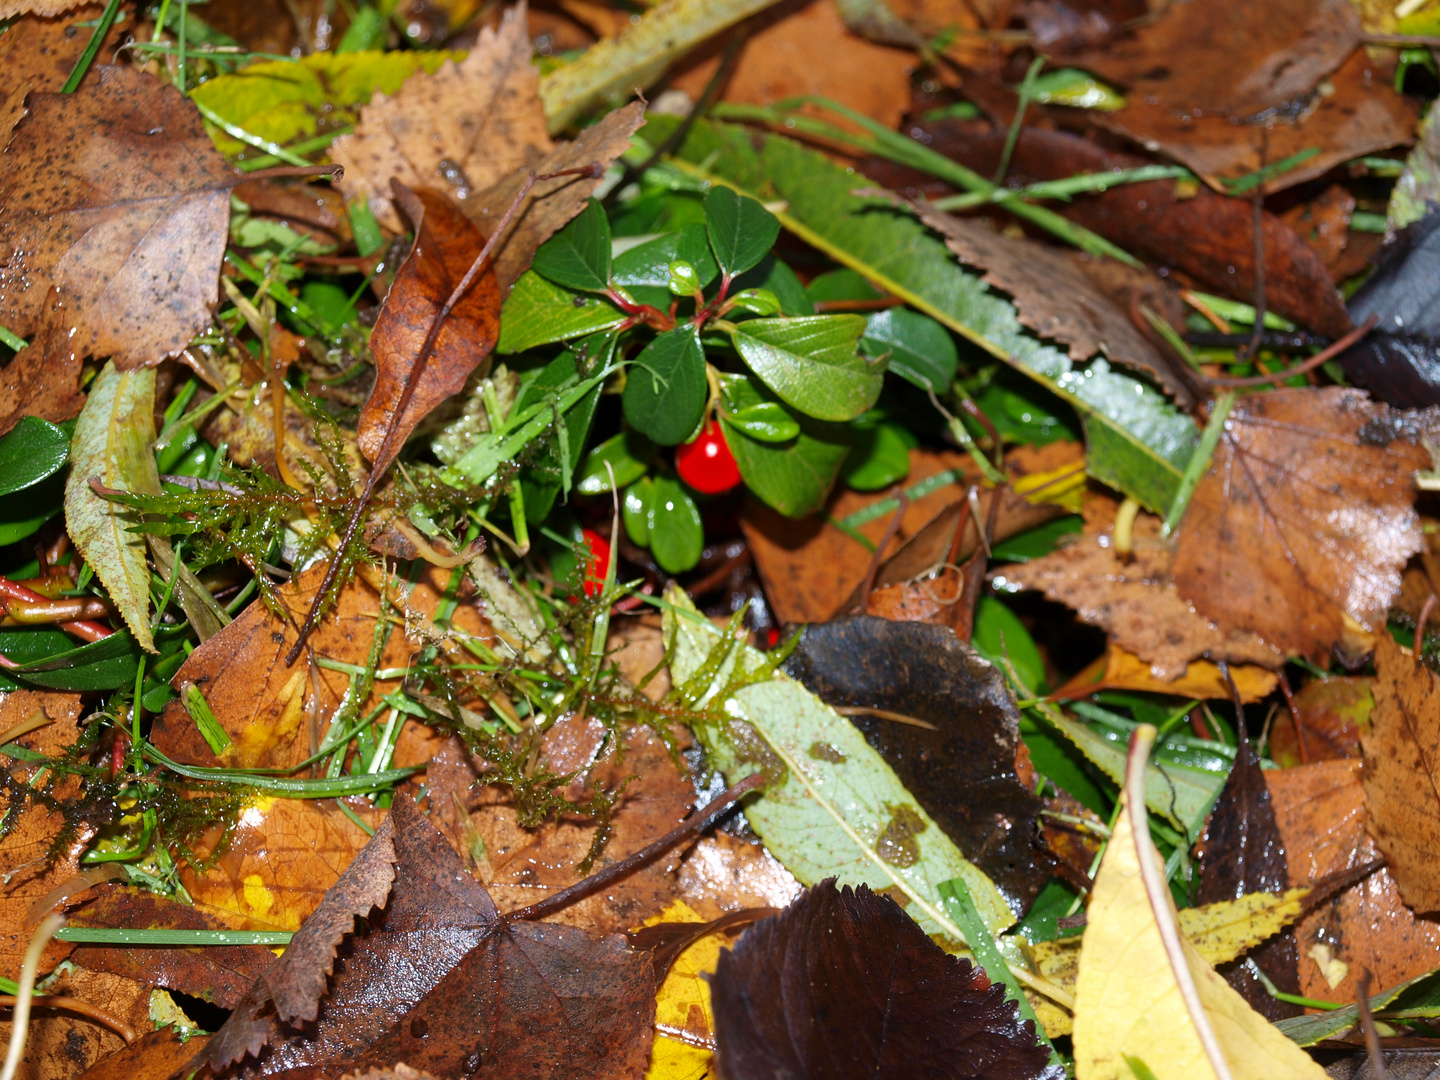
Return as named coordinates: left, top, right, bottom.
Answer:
left=649, top=117, right=1199, bottom=511
left=663, top=588, right=1015, bottom=940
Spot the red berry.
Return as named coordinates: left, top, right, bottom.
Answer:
left=580, top=528, right=610, bottom=598
left=675, top=420, right=742, bottom=495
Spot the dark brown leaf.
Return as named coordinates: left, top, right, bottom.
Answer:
left=711, top=880, right=1056, bottom=1080
left=75, top=1028, right=209, bottom=1080
left=359, top=182, right=501, bottom=470
left=1361, top=633, right=1440, bottom=913
left=1197, top=735, right=1300, bottom=1020
left=1171, top=388, right=1430, bottom=663
left=0, top=289, right=84, bottom=436
left=782, top=617, right=1050, bottom=913
left=0, top=65, right=235, bottom=369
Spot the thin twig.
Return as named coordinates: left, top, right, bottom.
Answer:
left=1356, top=970, right=1393, bottom=1080
left=1206, top=317, right=1375, bottom=388
left=856, top=488, right=910, bottom=612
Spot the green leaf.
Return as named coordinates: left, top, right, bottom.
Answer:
left=971, top=596, right=1047, bottom=695
left=0, top=629, right=86, bottom=691
left=496, top=271, right=625, bottom=354
left=0, top=417, right=69, bottom=497
left=0, top=473, right=63, bottom=546
left=718, top=374, right=849, bottom=517
left=730, top=314, right=880, bottom=422
left=704, top=185, right=780, bottom=277
left=806, top=267, right=882, bottom=304
left=862, top=308, right=958, bottom=392
left=647, top=475, right=703, bottom=573
left=724, top=402, right=800, bottom=443
left=621, top=324, right=708, bottom=446
left=576, top=429, right=655, bottom=495
left=530, top=198, right=612, bottom=293
left=840, top=419, right=913, bottom=491
left=64, top=362, right=156, bottom=652
left=651, top=117, right=1199, bottom=511
left=989, top=515, right=1083, bottom=563
left=611, top=223, right=718, bottom=290
left=730, top=255, right=813, bottom=316
left=10, top=630, right=142, bottom=691
left=664, top=588, right=1015, bottom=938
left=190, top=51, right=453, bottom=157
left=623, top=478, right=653, bottom=546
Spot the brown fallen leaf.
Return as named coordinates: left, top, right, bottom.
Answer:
left=1070, top=0, right=1360, bottom=117
left=0, top=289, right=85, bottom=437
left=1171, top=388, right=1430, bottom=664
left=888, top=192, right=1196, bottom=407
left=0, top=65, right=235, bottom=369
left=1361, top=633, right=1440, bottom=912
left=1268, top=759, right=1440, bottom=1003
left=1051, top=644, right=1278, bottom=704
left=74, top=1028, right=206, bottom=1080
left=0, top=6, right=128, bottom=140
left=1268, top=675, right=1372, bottom=768
left=69, top=885, right=277, bottom=1009
left=870, top=118, right=1354, bottom=337
left=1279, top=185, right=1357, bottom=281
left=995, top=496, right=1284, bottom=678
left=359, top=183, right=501, bottom=471
left=1092, top=50, right=1418, bottom=195
left=0, top=965, right=152, bottom=1080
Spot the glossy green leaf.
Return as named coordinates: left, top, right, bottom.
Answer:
left=576, top=429, right=655, bottom=495
left=0, top=417, right=69, bottom=497
left=971, top=595, right=1047, bottom=696
left=989, top=515, right=1083, bottom=563
left=719, top=374, right=849, bottom=517
left=862, top=308, right=958, bottom=392
left=530, top=198, right=612, bottom=293
left=806, top=268, right=882, bottom=304
left=731, top=254, right=813, bottom=316
left=10, top=630, right=142, bottom=691
left=0, top=629, right=85, bottom=691
left=497, top=271, right=625, bottom=354
left=623, top=478, right=653, bottom=546
left=651, top=117, right=1199, bottom=511
left=730, top=314, right=880, bottom=422
left=0, top=474, right=63, bottom=546
left=729, top=288, right=781, bottom=316
left=664, top=588, right=1015, bottom=938
left=189, top=51, right=452, bottom=157
left=611, top=223, right=718, bottom=290
left=840, top=420, right=913, bottom=491
left=704, top=185, right=780, bottom=277
left=622, top=324, right=708, bottom=446
left=647, top=475, right=704, bottom=573
left=725, top=402, right=800, bottom=443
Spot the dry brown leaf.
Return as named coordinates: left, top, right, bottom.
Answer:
left=1361, top=633, right=1440, bottom=912
left=151, top=562, right=492, bottom=770
left=0, top=689, right=90, bottom=975
left=1279, top=184, right=1356, bottom=280
left=1092, top=51, right=1418, bottom=195
left=74, top=1028, right=206, bottom=1080
left=0, top=0, right=89, bottom=28
left=1071, top=0, right=1360, bottom=117
left=1268, top=759, right=1440, bottom=1003
left=1171, top=388, right=1430, bottom=664
left=0, top=6, right=128, bottom=140
left=0, top=966, right=152, bottom=1080
left=1051, top=644, right=1279, bottom=703
left=0, top=65, right=235, bottom=369
left=668, top=0, right=918, bottom=133
left=332, top=5, right=551, bottom=233
left=995, top=497, right=1284, bottom=678
left=0, top=290, right=85, bottom=436
left=893, top=193, right=1195, bottom=407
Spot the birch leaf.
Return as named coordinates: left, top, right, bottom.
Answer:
left=1072, top=725, right=1328, bottom=1080
left=663, top=586, right=1014, bottom=939
left=64, top=362, right=156, bottom=653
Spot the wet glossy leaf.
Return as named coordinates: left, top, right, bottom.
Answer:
left=613, top=223, right=719, bottom=291
left=497, top=270, right=626, bottom=354
left=622, top=324, right=708, bottom=446
left=531, top=198, right=613, bottom=294
left=704, top=186, right=780, bottom=278
left=730, top=314, right=880, bottom=422
left=648, top=474, right=704, bottom=574
left=575, top=429, right=654, bottom=495
left=624, top=477, right=654, bottom=546
left=726, top=402, right=801, bottom=443
left=0, top=415, right=68, bottom=496
left=840, top=419, right=913, bottom=490
left=718, top=374, right=850, bottom=517
left=861, top=307, right=958, bottom=392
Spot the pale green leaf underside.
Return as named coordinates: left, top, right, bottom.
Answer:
left=664, top=587, right=1015, bottom=938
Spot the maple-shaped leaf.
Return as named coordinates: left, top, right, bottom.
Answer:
left=359, top=182, right=501, bottom=471
left=1171, top=388, right=1430, bottom=662
left=711, top=880, right=1057, bottom=1080
left=331, top=2, right=643, bottom=293
left=1362, top=633, right=1440, bottom=913
left=1, top=65, right=235, bottom=369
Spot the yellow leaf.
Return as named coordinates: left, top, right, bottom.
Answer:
left=1073, top=725, right=1327, bottom=1080
left=641, top=901, right=720, bottom=1080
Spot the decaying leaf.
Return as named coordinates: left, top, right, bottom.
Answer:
left=199, top=793, right=660, bottom=1079
left=63, top=362, right=158, bottom=652
left=890, top=194, right=1194, bottom=407
left=74, top=1028, right=207, bottom=1080
left=0, top=965, right=154, bottom=1080
left=359, top=182, right=501, bottom=471
left=1196, top=735, right=1300, bottom=1019
left=1072, top=726, right=1327, bottom=1080
left=0, top=65, right=234, bottom=368
left=0, top=6, right=128, bottom=140
left=1362, top=633, right=1440, bottom=912
left=782, top=616, right=1050, bottom=912
left=995, top=496, right=1284, bottom=679
left=712, top=880, right=1057, bottom=1080
left=1052, top=645, right=1278, bottom=704
left=1171, top=388, right=1430, bottom=663
left=1268, top=759, right=1440, bottom=1003
left=0, top=290, right=85, bottom=437
left=1267, top=675, right=1371, bottom=768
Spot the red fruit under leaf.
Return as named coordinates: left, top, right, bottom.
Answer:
left=675, top=421, right=742, bottom=495
left=581, top=528, right=610, bottom=598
